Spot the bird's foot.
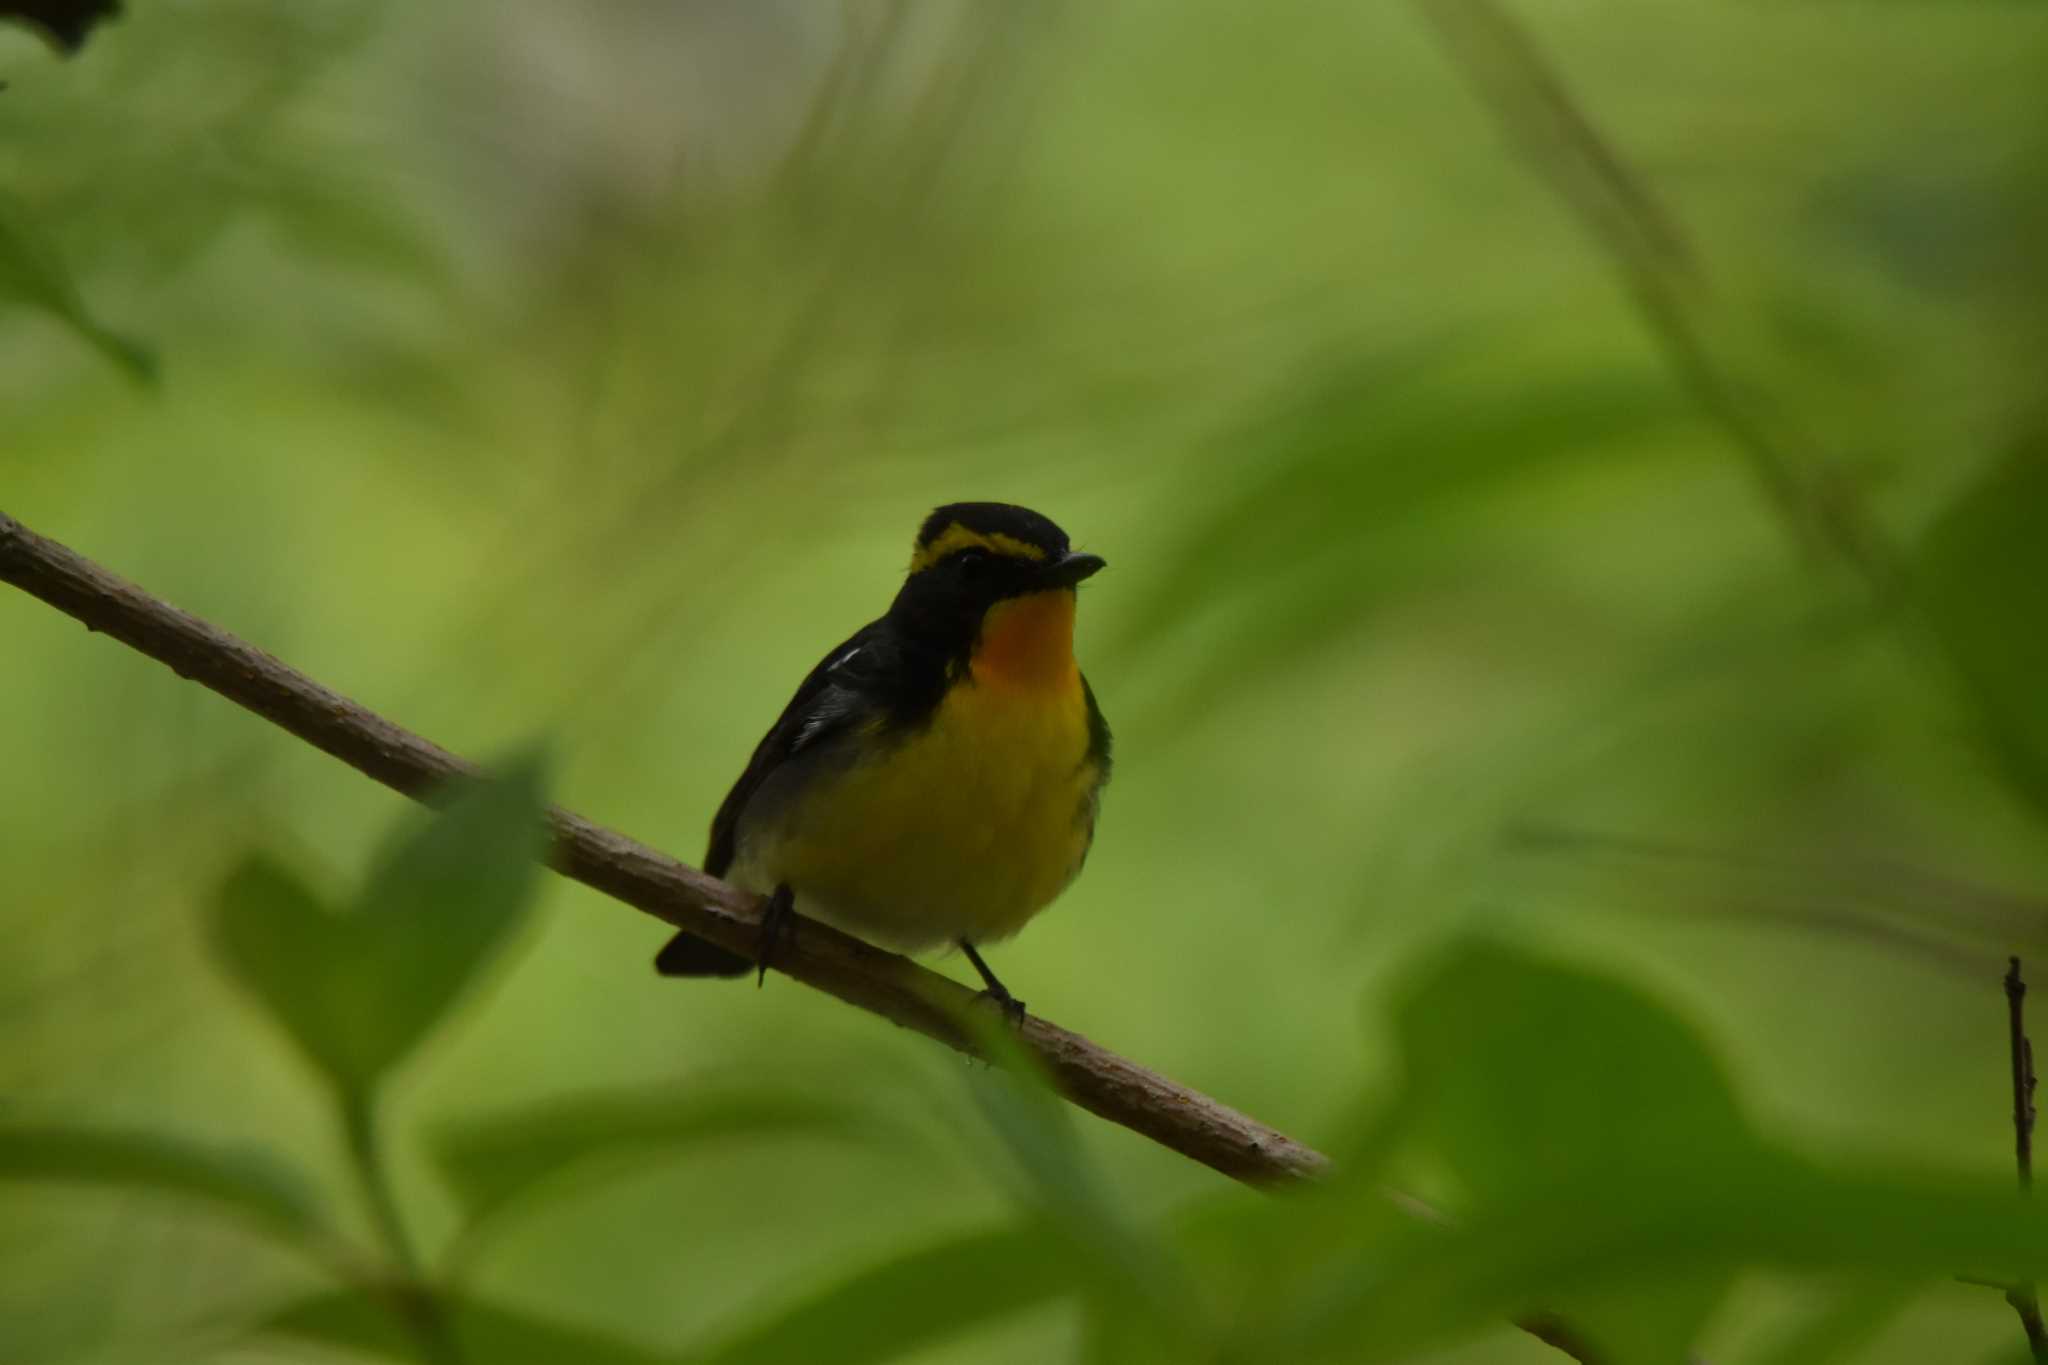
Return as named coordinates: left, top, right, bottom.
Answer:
left=958, top=940, right=1026, bottom=1027
left=979, top=983, right=1027, bottom=1028
left=754, top=884, right=796, bottom=987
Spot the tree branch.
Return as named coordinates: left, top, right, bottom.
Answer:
left=0, top=507, right=1328, bottom=1186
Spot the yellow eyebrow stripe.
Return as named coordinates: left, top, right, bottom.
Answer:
left=909, top=524, right=1048, bottom=574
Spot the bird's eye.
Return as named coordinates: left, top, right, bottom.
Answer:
left=953, top=549, right=992, bottom=577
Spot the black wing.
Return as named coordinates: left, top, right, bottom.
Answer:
left=656, top=620, right=895, bottom=978
left=1080, top=671, right=1112, bottom=776
left=702, top=618, right=897, bottom=877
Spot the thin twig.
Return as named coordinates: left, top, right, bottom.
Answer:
left=1504, top=822, right=2028, bottom=979
left=2005, top=958, right=2048, bottom=1361
left=2009, top=960, right=2036, bottom=1190
left=1414, top=0, right=1900, bottom=598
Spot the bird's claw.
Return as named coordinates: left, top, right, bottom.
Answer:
left=980, top=986, right=1026, bottom=1028
left=754, top=884, right=796, bottom=987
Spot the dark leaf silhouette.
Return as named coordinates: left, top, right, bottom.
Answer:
left=0, top=0, right=120, bottom=54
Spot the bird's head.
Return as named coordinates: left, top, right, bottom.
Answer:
left=890, top=502, right=1104, bottom=687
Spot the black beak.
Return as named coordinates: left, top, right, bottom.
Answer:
left=1042, top=551, right=1106, bottom=589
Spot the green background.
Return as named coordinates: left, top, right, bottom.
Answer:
left=5, top=2, right=2048, bottom=1361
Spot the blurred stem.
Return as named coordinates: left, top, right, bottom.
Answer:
left=341, top=1088, right=420, bottom=1274
left=340, top=1087, right=460, bottom=1365
left=1415, top=0, right=1901, bottom=598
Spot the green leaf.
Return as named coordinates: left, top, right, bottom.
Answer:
left=209, top=754, right=551, bottom=1094
left=1297, top=1159, right=2045, bottom=1363
left=348, top=750, right=552, bottom=1078
left=0, top=1124, right=324, bottom=1247
left=1273, top=938, right=2048, bottom=1363
left=432, top=1087, right=893, bottom=1238
left=211, top=853, right=378, bottom=1089
left=0, top=187, right=156, bottom=381
left=1390, top=937, right=1754, bottom=1198
left=700, top=1221, right=1076, bottom=1365
left=1376, top=938, right=1757, bottom=1361
left=253, top=1287, right=669, bottom=1365
left=1918, top=443, right=2048, bottom=821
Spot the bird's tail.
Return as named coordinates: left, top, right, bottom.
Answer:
left=653, top=931, right=753, bottom=978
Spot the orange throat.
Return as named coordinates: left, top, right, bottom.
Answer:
left=970, top=589, right=1079, bottom=692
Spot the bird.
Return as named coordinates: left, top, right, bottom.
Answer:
left=655, top=502, right=1111, bottom=1018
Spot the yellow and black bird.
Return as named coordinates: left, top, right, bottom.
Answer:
left=655, top=502, right=1111, bottom=1016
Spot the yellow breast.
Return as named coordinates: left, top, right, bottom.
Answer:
left=734, top=591, right=1101, bottom=952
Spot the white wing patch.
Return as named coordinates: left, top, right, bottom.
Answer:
left=791, top=646, right=868, bottom=753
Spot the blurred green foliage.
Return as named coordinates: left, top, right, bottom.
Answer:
left=212, top=754, right=549, bottom=1098
left=6, top=0, right=2048, bottom=1361
left=1917, top=446, right=2048, bottom=823
left=0, top=186, right=153, bottom=380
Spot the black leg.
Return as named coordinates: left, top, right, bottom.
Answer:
left=959, top=940, right=1025, bottom=1023
left=755, top=883, right=796, bottom=987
